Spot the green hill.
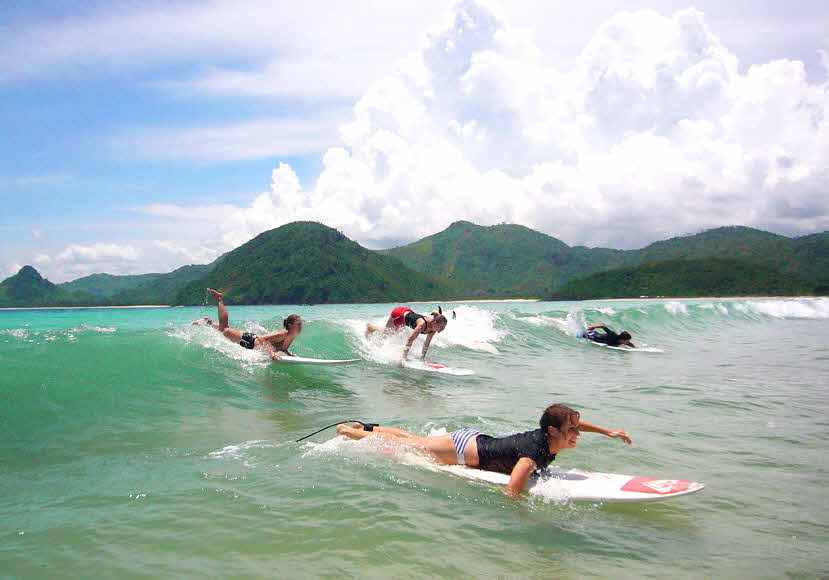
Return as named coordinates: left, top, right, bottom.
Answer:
left=111, top=264, right=213, bottom=305
left=549, top=258, right=817, bottom=300
left=629, top=226, right=828, bottom=284
left=59, top=272, right=162, bottom=298
left=381, top=221, right=623, bottom=297
left=173, top=221, right=455, bottom=305
left=0, top=266, right=104, bottom=307
left=385, top=222, right=828, bottom=297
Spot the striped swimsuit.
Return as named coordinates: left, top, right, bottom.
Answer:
left=450, top=428, right=481, bottom=465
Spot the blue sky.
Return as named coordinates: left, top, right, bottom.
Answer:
left=2, top=0, right=828, bottom=282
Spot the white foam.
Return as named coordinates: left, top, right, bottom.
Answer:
left=515, top=310, right=586, bottom=337
left=79, top=324, right=116, bottom=333
left=341, top=305, right=503, bottom=364
left=209, top=439, right=273, bottom=459
left=167, top=323, right=271, bottom=370
left=664, top=301, right=688, bottom=315
left=734, top=298, right=829, bottom=319
left=2, top=328, right=29, bottom=339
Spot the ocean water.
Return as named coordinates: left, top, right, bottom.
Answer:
left=1, top=298, right=827, bottom=578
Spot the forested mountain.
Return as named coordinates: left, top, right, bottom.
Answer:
left=381, top=221, right=623, bottom=297
left=59, top=272, right=162, bottom=298
left=5, top=222, right=826, bottom=307
left=549, top=258, right=817, bottom=300
left=629, top=227, right=828, bottom=284
left=110, top=264, right=213, bottom=305
left=385, top=222, right=829, bottom=298
left=173, top=222, right=454, bottom=305
left=0, top=266, right=104, bottom=307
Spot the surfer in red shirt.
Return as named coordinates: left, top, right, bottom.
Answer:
left=365, top=306, right=450, bottom=361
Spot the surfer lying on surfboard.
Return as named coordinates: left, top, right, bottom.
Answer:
left=365, top=306, right=450, bottom=362
left=336, top=403, right=632, bottom=496
left=196, top=288, right=301, bottom=360
left=583, top=324, right=636, bottom=348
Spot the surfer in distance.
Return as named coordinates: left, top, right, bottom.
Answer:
left=336, top=403, right=632, bottom=496
left=196, top=288, right=301, bottom=360
left=583, top=324, right=636, bottom=348
left=365, top=306, right=450, bottom=362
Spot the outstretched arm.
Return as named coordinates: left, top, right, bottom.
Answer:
left=578, top=420, right=632, bottom=445
left=420, top=332, right=435, bottom=359
left=505, top=457, right=537, bottom=497
left=401, top=322, right=425, bottom=361
left=586, top=324, right=607, bottom=331
left=281, top=334, right=296, bottom=355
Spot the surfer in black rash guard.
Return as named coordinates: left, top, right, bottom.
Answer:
left=196, top=288, right=302, bottom=360
left=336, top=404, right=632, bottom=497
left=365, top=306, right=449, bottom=362
left=583, top=324, right=636, bottom=348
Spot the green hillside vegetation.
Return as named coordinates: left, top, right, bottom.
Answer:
left=629, top=226, right=829, bottom=284
left=6, top=222, right=827, bottom=307
left=382, top=221, right=623, bottom=297
left=549, top=258, right=817, bottom=300
left=111, top=264, right=212, bottom=305
left=385, top=222, right=828, bottom=298
left=59, top=272, right=162, bottom=298
left=0, top=266, right=105, bottom=307
left=174, top=221, right=455, bottom=305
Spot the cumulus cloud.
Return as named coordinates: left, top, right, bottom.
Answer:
left=56, top=243, right=139, bottom=263
left=39, top=242, right=141, bottom=280
left=153, top=240, right=222, bottom=265
left=187, top=1, right=828, bottom=250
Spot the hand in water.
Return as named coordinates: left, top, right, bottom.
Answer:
left=609, top=430, right=632, bottom=445
left=270, top=351, right=281, bottom=361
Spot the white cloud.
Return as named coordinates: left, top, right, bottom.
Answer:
left=153, top=240, right=221, bottom=264
left=111, top=116, right=345, bottom=163
left=179, top=1, right=828, bottom=250
left=34, top=253, right=50, bottom=263
left=56, top=243, right=139, bottom=263
left=0, top=1, right=445, bottom=97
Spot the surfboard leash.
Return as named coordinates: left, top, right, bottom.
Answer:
left=295, top=421, right=379, bottom=442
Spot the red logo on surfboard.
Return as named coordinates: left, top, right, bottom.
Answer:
left=621, top=477, right=691, bottom=494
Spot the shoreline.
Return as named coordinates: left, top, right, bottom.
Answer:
left=575, top=295, right=824, bottom=302
left=0, top=305, right=171, bottom=311
left=1, top=295, right=822, bottom=311
left=410, top=298, right=540, bottom=304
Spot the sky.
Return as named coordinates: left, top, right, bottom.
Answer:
left=1, top=0, right=828, bottom=282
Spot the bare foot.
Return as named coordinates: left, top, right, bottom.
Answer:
left=206, top=288, right=223, bottom=301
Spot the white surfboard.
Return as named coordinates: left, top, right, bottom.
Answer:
left=274, top=353, right=361, bottom=365
left=429, top=461, right=704, bottom=502
left=402, top=360, right=474, bottom=375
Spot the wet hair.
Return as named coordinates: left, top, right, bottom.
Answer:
left=430, top=312, right=448, bottom=329
left=540, top=403, right=580, bottom=433
left=283, top=314, right=301, bottom=329
left=619, top=331, right=631, bottom=340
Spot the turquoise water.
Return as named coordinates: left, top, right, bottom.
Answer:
left=2, top=298, right=827, bottom=578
